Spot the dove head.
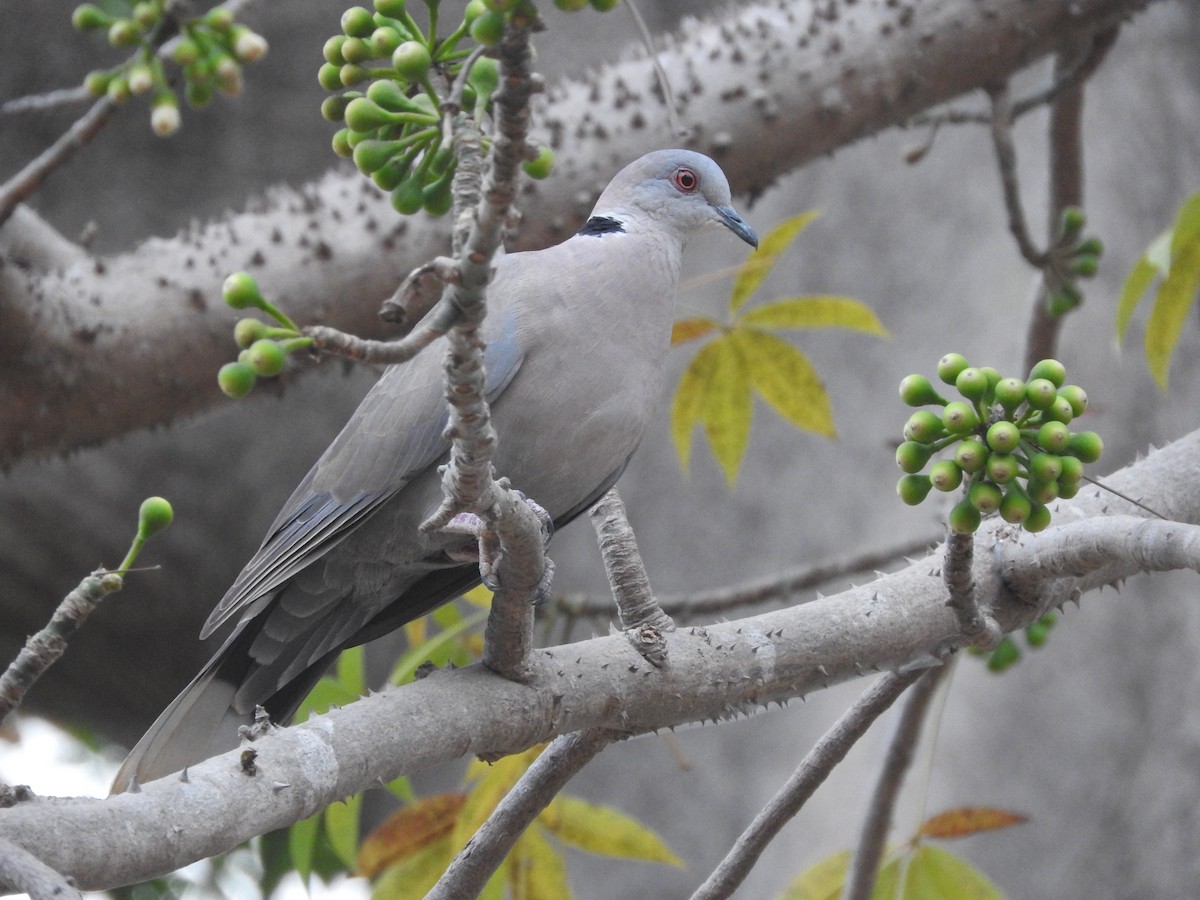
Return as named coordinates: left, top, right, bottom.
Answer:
left=589, top=149, right=758, bottom=249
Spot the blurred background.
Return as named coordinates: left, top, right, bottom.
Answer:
left=2, top=1, right=1200, bottom=897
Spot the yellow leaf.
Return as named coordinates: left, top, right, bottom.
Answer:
left=541, top=795, right=683, bottom=867
left=671, top=339, right=724, bottom=473
left=671, top=316, right=722, bottom=346
left=336, top=645, right=365, bottom=696
left=1169, top=190, right=1200, bottom=258
left=730, top=210, right=821, bottom=313
left=403, top=618, right=427, bottom=648
left=1146, top=230, right=1200, bottom=391
left=732, top=329, right=836, bottom=438
left=1116, top=251, right=1161, bottom=342
left=510, top=825, right=572, bottom=900
left=918, top=807, right=1028, bottom=840
left=463, top=584, right=494, bottom=608
left=778, top=849, right=849, bottom=900
left=325, top=792, right=361, bottom=869
left=740, top=295, right=887, bottom=336
left=699, top=336, right=753, bottom=485
left=358, top=793, right=465, bottom=877
left=454, top=746, right=544, bottom=852
left=902, top=844, right=1005, bottom=899
left=370, top=836, right=456, bottom=900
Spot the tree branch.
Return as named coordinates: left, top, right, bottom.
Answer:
left=0, top=837, right=78, bottom=900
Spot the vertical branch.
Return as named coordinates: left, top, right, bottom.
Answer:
left=690, top=669, right=928, bottom=900
left=841, top=667, right=948, bottom=900
left=427, top=728, right=618, bottom=900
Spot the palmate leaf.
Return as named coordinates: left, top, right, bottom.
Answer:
left=740, top=295, right=888, bottom=336
left=671, top=316, right=722, bottom=345
left=325, top=791, right=362, bottom=869
left=541, top=795, right=683, bottom=866
left=510, top=824, right=572, bottom=900
left=1115, top=230, right=1170, bottom=341
left=370, top=836, right=456, bottom=900
left=732, top=329, right=836, bottom=438
left=671, top=338, right=724, bottom=472
left=700, top=336, right=753, bottom=485
left=730, top=210, right=821, bottom=313
left=358, top=793, right=465, bottom=878
left=780, top=845, right=1003, bottom=900
left=918, top=807, right=1028, bottom=840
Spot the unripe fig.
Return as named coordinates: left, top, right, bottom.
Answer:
left=345, top=97, right=394, bottom=132
left=987, top=636, right=1020, bottom=672
left=1043, top=395, right=1075, bottom=425
left=324, top=35, right=348, bottom=65
left=1076, top=237, right=1104, bottom=257
left=1024, top=502, right=1052, bottom=533
left=318, top=63, right=344, bottom=91
left=896, top=441, right=934, bottom=475
left=1026, top=478, right=1058, bottom=504
left=391, top=177, right=425, bottom=215
left=985, top=420, right=1020, bottom=454
left=1067, top=431, right=1103, bottom=463
left=936, top=352, right=969, bottom=386
left=392, top=40, right=432, bottom=80
left=1058, top=384, right=1087, bottom=417
left=1024, top=378, right=1057, bottom=410
left=1057, top=454, right=1083, bottom=485
left=332, top=128, right=354, bottom=158
left=108, top=19, right=139, bottom=46
left=469, top=10, right=505, bottom=46
left=985, top=453, right=1019, bottom=485
left=223, top=272, right=264, bottom=309
left=422, top=174, right=454, bottom=216
left=247, top=339, right=286, bottom=377
left=954, top=439, right=989, bottom=474
left=370, top=26, right=402, bottom=56
left=999, top=487, right=1031, bottom=524
left=1071, top=254, right=1099, bottom=278
left=522, top=145, right=555, bottom=180
left=949, top=497, right=981, bottom=534
left=340, top=36, right=371, bottom=64
left=339, top=64, right=370, bottom=87
left=138, top=496, right=174, bottom=538
left=1036, top=420, right=1070, bottom=453
left=1058, top=480, right=1080, bottom=500
left=994, top=377, right=1026, bottom=413
left=898, top=374, right=948, bottom=407
left=374, top=0, right=408, bottom=16
left=353, top=139, right=393, bottom=174
left=941, top=401, right=978, bottom=435
left=929, top=459, right=963, bottom=492
left=1028, top=452, right=1063, bottom=483
left=342, top=6, right=377, bottom=37
left=1025, top=620, right=1049, bottom=647
left=591, top=0, right=621, bottom=10
left=73, top=4, right=113, bottom=30
left=234, top=318, right=267, bottom=348
left=903, top=410, right=944, bottom=444
left=897, top=475, right=933, bottom=506
left=1028, top=358, right=1066, bottom=387
left=1059, top=206, right=1086, bottom=237
left=203, top=7, right=235, bottom=30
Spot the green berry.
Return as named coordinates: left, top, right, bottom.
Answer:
left=84, top=70, right=112, bottom=96
left=467, top=56, right=499, bottom=102
left=1076, top=237, right=1104, bottom=257
left=1044, top=395, right=1075, bottom=425
left=218, top=361, right=256, bottom=398
left=954, top=439, right=989, bottom=475
left=985, top=453, right=1019, bottom=485
left=1028, top=358, right=1066, bottom=387
left=936, top=353, right=969, bottom=386
left=896, top=441, right=934, bottom=475
left=985, top=420, right=1020, bottom=454
left=345, top=97, right=394, bottom=131
left=591, top=0, right=621, bottom=10
left=999, top=487, right=1031, bottom=524
left=342, top=6, right=377, bottom=36
left=1058, top=480, right=1080, bottom=500
left=465, top=0, right=488, bottom=21
left=1028, top=452, right=1063, bottom=483
left=955, top=367, right=988, bottom=401
left=321, top=94, right=351, bottom=122
left=469, top=10, right=505, bottom=45
left=72, top=4, right=113, bottom=30
left=340, top=36, right=371, bottom=64
left=107, top=19, right=139, bottom=47
left=1036, top=420, right=1071, bottom=453
left=1048, top=283, right=1082, bottom=317
left=372, top=155, right=409, bottom=191
left=223, top=272, right=264, bottom=309
left=391, top=177, right=425, bottom=215
left=978, top=367, right=1002, bottom=394
left=324, top=35, right=348, bottom=65
left=132, top=1, right=158, bottom=28
left=340, top=64, right=370, bottom=87
left=247, top=339, right=286, bottom=377
left=987, top=636, right=1020, bottom=672
left=929, top=459, right=963, bottom=492
left=234, top=318, right=267, bottom=348
left=1024, top=502, right=1052, bottom=533
left=392, top=40, right=432, bottom=80
left=994, top=377, right=1026, bottom=413
left=949, top=497, right=981, bottom=534
left=1071, top=254, right=1099, bottom=278
left=897, top=475, right=933, bottom=506
left=969, top=480, right=1003, bottom=515
left=319, top=63, right=344, bottom=91
left=903, top=410, right=944, bottom=444
left=137, top=496, right=174, bottom=538
left=941, top=401, right=979, bottom=435
left=522, top=146, right=555, bottom=180
left=1067, top=431, right=1103, bottom=463
left=374, top=0, right=408, bottom=16
left=204, top=7, right=235, bottom=30
left=1057, top=454, right=1084, bottom=485
left=106, top=75, right=132, bottom=104
left=1025, top=378, right=1057, bottom=410
left=1060, top=206, right=1086, bottom=237
left=370, top=26, right=403, bottom=56
left=1025, top=620, right=1049, bottom=647
left=332, top=128, right=354, bottom=158
left=422, top=175, right=454, bottom=216
left=1026, top=478, right=1059, bottom=504
left=352, top=139, right=393, bottom=174
left=1058, top=385, right=1088, bottom=417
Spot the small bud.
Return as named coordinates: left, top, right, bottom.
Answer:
left=897, top=474, right=933, bottom=506
left=223, top=272, right=265, bottom=309
left=469, top=10, right=505, bottom=46
left=1024, top=378, right=1057, bottom=410
left=150, top=101, right=181, bottom=137
left=1036, top=420, right=1071, bottom=453
left=247, top=339, right=286, bottom=377
left=936, top=352, right=969, bottom=386
left=1027, top=358, right=1066, bottom=387
left=392, top=41, right=432, bottom=80
left=987, top=636, right=1020, bottom=672
left=1066, top=431, right=1103, bottom=464
left=218, top=361, right=256, bottom=398
left=941, top=401, right=979, bottom=436
left=1024, top=502, right=1052, bottom=533
left=342, top=5, right=377, bottom=37
left=968, top=480, right=1002, bottom=514
left=233, top=28, right=269, bottom=63
left=204, top=7, right=235, bottom=31
left=895, top=441, right=934, bottom=475
left=127, top=63, right=154, bottom=95
left=954, top=439, right=989, bottom=474
left=522, top=145, right=555, bottom=180
left=985, top=420, right=1020, bottom=454
left=949, top=497, right=981, bottom=534
left=138, top=496, right=174, bottom=539
left=898, top=374, right=948, bottom=407
left=108, top=19, right=140, bottom=47
left=902, top=410, right=945, bottom=444
left=73, top=4, right=113, bottom=31
left=954, top=367, right=989, bottom=401
left=234, top=318, right=268, bottom=349
left=929, top=459, right=963, bottom=493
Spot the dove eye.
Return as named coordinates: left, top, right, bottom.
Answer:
left=672, top=167, right=699, bottom=193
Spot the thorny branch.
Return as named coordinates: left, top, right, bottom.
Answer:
left=0, top=837, right=78, bottom=900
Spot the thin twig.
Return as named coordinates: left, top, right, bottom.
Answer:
left=0, top=571, right=124, bottom=727
left=624, top=0, right=682, bottom=138
left=555, top=534, right=938, bottom=622
left=0, top=837, right=79, bottom=900
left=588, top=489, right=673, bottom=666
left=428, top=728, right=618, bottom=899
left=985, top=82, right=1046, bottom=269
left=0, top=86, right=92, bottom=116
left=842, top=667, right=948, bottom=900
left=690, top=669, right=930, bottom=900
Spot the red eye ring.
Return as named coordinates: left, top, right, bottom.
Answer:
left=672, top=167, right=699, bottom=193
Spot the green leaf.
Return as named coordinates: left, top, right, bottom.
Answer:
left=336, top=644, right=365, bottom=696
left=671, top=338, right=724, bottom=473
left=739, top=295, right=887, bottom=336
left=389, top=607, right=489, bottom=685
left=778, top=849, right=850, bottom=900
left=671, top=316, right=722, bottom=346
left=700, top=336, right=753, bottom=485
left=542, top=795, right=683, bottom=866
left=324, top=792, right=362, bottom=869
left=1145, top=234, right=1200, bottom=390
left=358, top=793, right=464, bottom=878
left=1169, top=190, right=1200, bottom=258
left=902, top=844, right=1004, bottom=899
left=510, top=824, right=572, bottom=900
left=371, top=836, right=456, bottom=900
left=294, top=673, right=361, bottom=722
left=730, top=210, right=820, bottom=314
left=732, top=329, right=836, bottom=438
left=289, top=810, right=322, bottom=884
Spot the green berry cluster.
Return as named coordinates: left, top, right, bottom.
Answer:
left=216, top=273, right=312, bottom=398
left=73, top=2, right=268, bottom=136
left=970, top=612, right=1058, bottom=672
left=1046, top=206, right=1104, bottom=316
left=896, top=355, right=1102, bottom=534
